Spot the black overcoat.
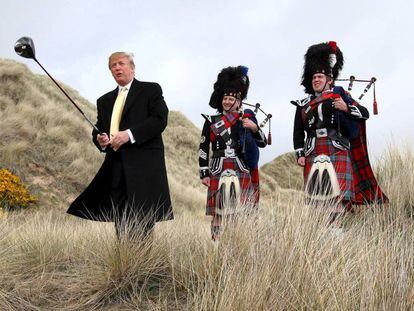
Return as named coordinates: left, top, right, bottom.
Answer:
left=67, top=79, right=173, bottom=222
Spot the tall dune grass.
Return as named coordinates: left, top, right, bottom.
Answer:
left=0, top=143, right=413, bottom=310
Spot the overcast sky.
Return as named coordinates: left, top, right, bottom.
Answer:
left=1, top=0, right=413, bottom=164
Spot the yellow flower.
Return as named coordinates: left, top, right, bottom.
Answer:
left=0, top=168, right=37, bottom=210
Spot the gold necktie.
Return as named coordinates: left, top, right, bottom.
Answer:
left=110, top=87, right=127, bottom=136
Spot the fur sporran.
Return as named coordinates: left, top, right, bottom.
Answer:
left=305, top=154, right=341, bottom=200
left=216, top=169, right=241, bottom=215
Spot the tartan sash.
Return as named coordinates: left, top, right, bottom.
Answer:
left=308, top=92, right=340, bottom=111
left=210, top=112, right=240, bottom=144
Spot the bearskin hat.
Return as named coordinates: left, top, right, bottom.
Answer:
left=209, top=65, right=249, bottom=111
left=301, top=41, right=344, bottom=94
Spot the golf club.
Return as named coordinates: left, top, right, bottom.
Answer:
left=14, top=36, right=101, bottom=133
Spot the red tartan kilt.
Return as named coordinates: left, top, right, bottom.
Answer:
left=304, top=137, right=354, bottom=201
left=206, top=157, right=252, bottom=216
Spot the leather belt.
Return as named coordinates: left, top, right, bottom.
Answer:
left=213, top=149, right=239, bottom=158
left=308, top=128, right=336, bottom=138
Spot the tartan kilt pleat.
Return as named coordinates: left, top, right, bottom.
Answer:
left=206, top=157, right=252, bottom=216
left=304, top=137, right=354, bottom=201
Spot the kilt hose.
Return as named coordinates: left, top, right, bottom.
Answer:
left=250, top=167, right=260, bottom=207
left=206, top=157, right=252, bottom=241
left=304, top=137, right=354, bottom=202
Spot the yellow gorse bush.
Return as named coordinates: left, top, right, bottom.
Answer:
left=0, top=168, right=37, bottom=210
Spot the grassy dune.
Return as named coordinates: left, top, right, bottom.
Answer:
left=0, top=59, right=101, bottom=208
left=1, top=59, right=412, bottom=310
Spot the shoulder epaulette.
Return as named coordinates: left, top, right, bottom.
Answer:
left=201, top=114, right=212, bottom=123
left=290, top=96, right=311, bottom=107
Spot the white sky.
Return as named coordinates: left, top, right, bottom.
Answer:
left=1, top=0, right=413, bottom=164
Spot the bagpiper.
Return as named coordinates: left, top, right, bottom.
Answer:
left=292, top=41, right=387, bottom=224
left=199, top=66, right=267, bottom=241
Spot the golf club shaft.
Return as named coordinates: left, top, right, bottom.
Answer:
left=33, top=57, right=101, bottom=133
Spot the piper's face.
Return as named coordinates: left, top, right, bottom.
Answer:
left=110, top=56, right=135, bottom=86
left=222, top=95, right=239, bottom=112
left=312, top=73, right=332, bottom=93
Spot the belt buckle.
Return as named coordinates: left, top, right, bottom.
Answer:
left=225, top=148, right=235, bottom=157
left=316, top=128, right=327, bottom=138
left=215, top=120, right=225, bottom=128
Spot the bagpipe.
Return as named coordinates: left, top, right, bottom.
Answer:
left=291, top=76, right=379, bottom=116
left=238, top=102, right=273, bottom=145
left=336, top=76, right=378, bottom=115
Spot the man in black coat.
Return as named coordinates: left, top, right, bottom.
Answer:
left=67, top=52, right=173, bottom=239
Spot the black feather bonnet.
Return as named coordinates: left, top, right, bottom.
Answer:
left=209, top=66, right=249, bottom=112
left=301, top=41, right=344, bottom=94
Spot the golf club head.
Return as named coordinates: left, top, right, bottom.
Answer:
left=14, top=37, right=36, bottom=59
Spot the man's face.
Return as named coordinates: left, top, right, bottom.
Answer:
left=312, top=73, right=331, bottom=93
left=109, top=56, right=135, bottom=86
left=222, top=95, right=239, bottom=112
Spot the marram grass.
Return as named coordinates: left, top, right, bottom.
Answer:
left=0, top=143, right=413, bottom=310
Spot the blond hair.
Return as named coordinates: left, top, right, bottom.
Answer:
left=108, top=52, right=135, bottom=69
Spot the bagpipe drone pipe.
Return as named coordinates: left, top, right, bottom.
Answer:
left=237, top=102, right=272, bottom=169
